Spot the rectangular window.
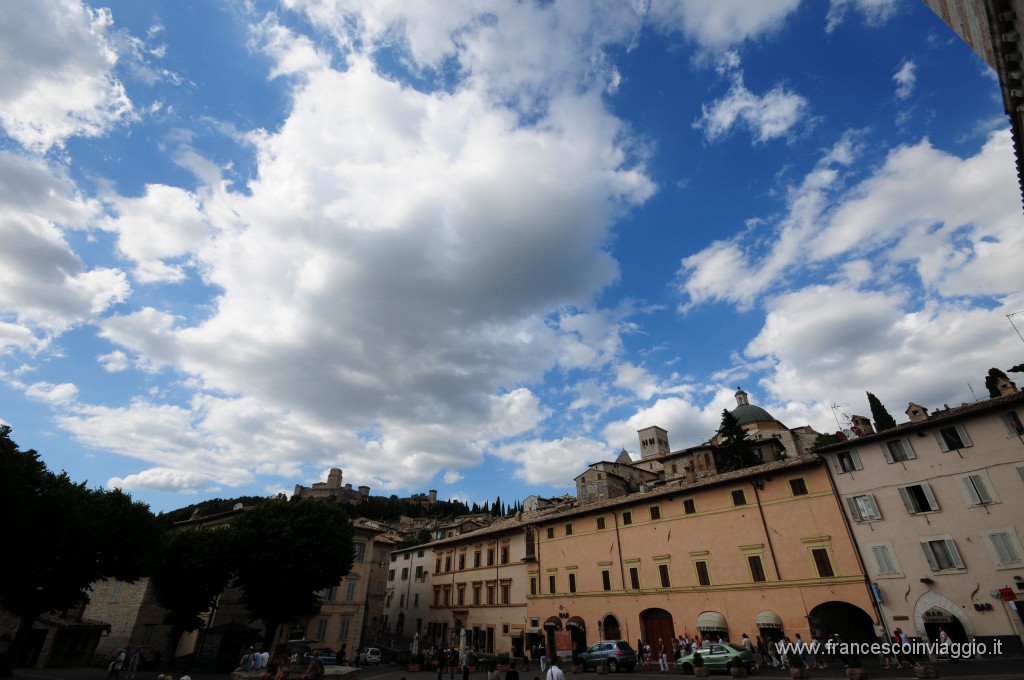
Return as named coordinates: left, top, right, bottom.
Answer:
left=962, top=474, right=995, bottom=506
left=530, top=577, right=537, bottom=595
left=474, top=551, right=481, bottom=567
left=694, top=561, right=710, bottom=586
left=546, top=527, right=554, bottom=539
left=457, top=586, right=465, bottom=606
left=683, top=498, right=696, bottom=514
left=658, top=564, right=671, bottom=588
left=315, top=617, right=328, bottom=641
left=501, top=583, right=510, bottom=603
left=650, top=506, right=661, bottom=520
left=110, top=581, right=123, bottom=603
left=1003, top=411, right=1024, bottom=436
left=401, top=567, right=409, bottom=580
left=921, top=538, right=965, bottom=571
left=445, top=556, right=451, bottom=571
left=472, top=585, right=481, bottom=605
left=353, top=543, right=366, bottom=560
left=935, top=424, right=972, bottom=451
left=846, top=494, right=882, bottom=522
left=834, top=450, right=863, bottom=473
left=400, top=594, right=405, bottom=608
left=391, top=554, right=398, bottom=562
left=629, top=567, right=640, bottom=590
left=487, top=549, right=494, bottom=566
left=789, top=478, right=809, bottom=496
left=731, top=489, right=747, bottom=506
left=568, top=573, right=577, bottom=593
left=486, top=584, right=495, bottom=604
left=501, top=546, right=509, bottom=564
left=811, top=548, right=835, bottom=577
left=346, top=581, right=357, bottom=601
left=747, top=555, right=766, bottom=582
left=883, top=438, right=916, bottom=463
left=549, top=575, right=557, bottom=594
left=565, top=523, right=573, bottom=536
left=459, top=554, right=465, bottom=570
left=388, top=569, right=396, bottom=581
left=414, top=593, right=419, bottom=606
left=596, top=516, right=606, bottom=530
left=339, top=617, right=352, bottom=641
left=986, top=531, right=1023, bottom=566
left=601, top=570, right=611, bottom=591
left=415, top=565, right=424, bottom=579
left=871, top=545, right=899, bottom=575
left=899, top=483, right=940, bottom=514
left=622, top=511, right=632, bottom=525
left=435, top=558, right=441, bottom=573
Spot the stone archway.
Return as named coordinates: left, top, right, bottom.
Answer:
left=914, top=591, right=975, bottom=642
left=602, top=614, right=621, bottom=641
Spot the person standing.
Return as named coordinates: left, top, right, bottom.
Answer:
left=658, top=639, right=669, bottom=673
left=544, top=657, right=565, bottom=680
left=107, top=647, right=127, bottom=680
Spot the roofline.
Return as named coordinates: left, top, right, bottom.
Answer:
left=814, top=390, right=1024, bottom=452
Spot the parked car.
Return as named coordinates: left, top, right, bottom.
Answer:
left=578, top=640, right=637, bottom=672
left=316, top=648, right=337, bottom=665
left=359, top=647, right=382, bottom=665
left=676, top=643, right=755, bottom=675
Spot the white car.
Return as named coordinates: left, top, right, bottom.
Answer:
left=359, top=648, right=382, bottom=665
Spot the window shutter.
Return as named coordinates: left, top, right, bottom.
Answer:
left=872, top=545, right=894, bottom=574
left=846, top=496, right=863, bottom=521
left=956, top=425, right=972, bottom=447
left=946, top=540, right=965, bottom=569
left=850, top=450, right=862, bottom=470
left=881, top=442, right=894, bottom=463
left=962, top=476, right=983, bottom=505
left=933, top=430, right=950, bottom=452
left=922, top=483, right=939, bottom=511
left=864, top=494, right=881, bottom=520
left=898, top=487, right=915, bottom=514
left=921, top=542, right=939, bottom=571
left=901, top=438, right=917, bottom=460
left=989, top=532, right=1020, bottom=565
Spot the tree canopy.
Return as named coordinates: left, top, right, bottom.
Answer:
left=715, top=409, right=761, bottom=471
left=867, top=392, right=897, bottom=432
left=0, top=425, right=159, bottom=676
left=230, top=497, right=355, bottom=645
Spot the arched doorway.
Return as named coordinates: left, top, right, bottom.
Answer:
left=696, top=611, right=729, bottom=643
left=566, top=617, right=587, bottom=655
left=602, top=614, right=621, bottom=641
left=543, top=616, right=562, bottom=660
left=914, top=592, right=974, bottom=646
left=639, top=609, right=675, bottom=654
left=755, top=610, right=784, bottom=645
left=808, top=601, right=874, bottom=643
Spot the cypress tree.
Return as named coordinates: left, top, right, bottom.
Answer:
left=867, top=391, right=897, bottom=431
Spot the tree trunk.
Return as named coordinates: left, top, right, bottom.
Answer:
left=163, top=624, right=183, bottom=672
left=0, top=613, right=42, bottom=677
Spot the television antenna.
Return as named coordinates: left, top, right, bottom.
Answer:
left=830, top=403, right=850, bottom=431
left=1008, top=310, right=1024, bottom=346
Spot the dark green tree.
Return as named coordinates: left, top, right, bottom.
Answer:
left=0, top=426, right=160, bottom=677
left=867, top=392, right=897, bottom=432
left=985, top=367, right=1010, bottom=398
left=715, top=409, right=760, bottom=471
left=812, top=433, right=843, bottom=450
left=148, top=528, right=234, bottom=665
left=231, top=497, right=355, bottom=646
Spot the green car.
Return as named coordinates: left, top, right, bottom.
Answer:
left=676, top=643, right=755, bottom=675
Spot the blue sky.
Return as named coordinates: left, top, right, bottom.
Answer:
left=2, top=0, right=1022, bottom=514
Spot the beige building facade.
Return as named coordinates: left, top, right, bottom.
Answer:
left=819, top=387, right=1024, bottom=655
left=527, top=457, right=878, bottom=660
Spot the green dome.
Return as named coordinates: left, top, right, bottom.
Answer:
left=732, top=403, right=775, bottom=426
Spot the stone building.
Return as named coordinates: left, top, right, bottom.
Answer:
left=293, top=468, right=372, bottom=503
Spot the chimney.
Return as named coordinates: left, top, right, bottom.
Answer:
left=905, top=402, right=929, bottom=423
left=850, top=415, right=874, bottom=436
left=997, top=376, right=1019, bottom=396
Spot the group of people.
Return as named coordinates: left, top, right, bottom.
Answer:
left=106, top=646, right=158, bottom=680
left=634, top=633, right=728, bottom=672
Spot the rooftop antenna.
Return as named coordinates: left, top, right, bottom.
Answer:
left=968, top=383, right=979, bottom=402
left=830, top=403, right=850, bottom=431
left=1008, top=310, right=1024, bottom=346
